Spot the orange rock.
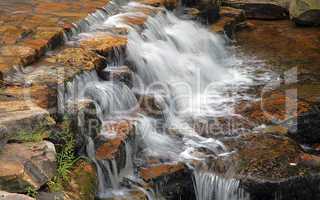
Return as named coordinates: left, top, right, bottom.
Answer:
left=139, top=163, right=185, bottom=181
left=80, top=35, right=127, bottom=56
left=96, top=120, right=135, bottom=160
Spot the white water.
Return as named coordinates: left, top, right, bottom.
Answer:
left=62, top=1, right=274, bottom=199
left=193, top=171, right=250, bottom=200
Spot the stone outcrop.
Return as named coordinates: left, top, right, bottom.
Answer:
left=0, top=191, right=35, bottom=200
left=0, top=141, right=57, bottom=193
left=289, top=0, right=320, bottom=26
left=223, top=0, right=289, bottom=19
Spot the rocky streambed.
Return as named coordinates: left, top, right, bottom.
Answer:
left=0, top=0, right=320, bottom=200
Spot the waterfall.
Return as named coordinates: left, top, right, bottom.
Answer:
left=58, top=0, right=275, bottom=199
left=193, top=171, right=250, bottom=200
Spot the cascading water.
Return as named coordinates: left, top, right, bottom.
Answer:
left=193, top=170, right=250, bottom=200
left=61, top=1, right=273, bottom=199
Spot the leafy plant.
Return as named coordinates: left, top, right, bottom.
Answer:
left=26, top=186, right=38, bottom=198
left=48, top=116, right=79, bottom=192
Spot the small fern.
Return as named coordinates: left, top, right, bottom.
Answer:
left=48, top=116, right=79, bottom=192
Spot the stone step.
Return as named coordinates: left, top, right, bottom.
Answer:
left=0, top=191, right=35, bottom=200
left=0, top=100, right=54, bottom=150
left=0, top=141, right=56, bottom=193
left=0, top=0, right=109, bottom=85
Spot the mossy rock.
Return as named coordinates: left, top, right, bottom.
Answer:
left=63, top=160, right=97, bottom=200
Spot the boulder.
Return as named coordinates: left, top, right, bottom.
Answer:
left=289, top=0, right=320, bottom=26
left=223, top=0, right=289, bottom=19
left=0, top=141, right=57, bottom=193
left=0, top=191, right=35, bottom=200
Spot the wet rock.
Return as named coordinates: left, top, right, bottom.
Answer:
left=236, top=89, right=311, bottom=125
left=139, top=162, right=195, bottom=200
left=63, top=160, right=97, bottom=200
left=222, top=133, right=320, bottom=199
left=299, top=153, right=320, bottom=168
left=139, top=163, right=185, bottom=181
left=139, top=0, right=178, bottom=9
left=224, top=0, right=289, bottom=19
left=99, top=66, right=133, bottom=87
left=190, top=115, right=254, bottom=138
left=95, top=119, right=135, bottom=160
left=97, top=189, right=147, bottom=200
left=47, top=48, right=106, bottom=73
left=135, top=93, right=164, bottom=118
left=80, top=35, right=127, bottom=58
left=0, top=141, right=57, bottom=193
left=289, top=0, right=320, bottom=26
left=0, top=191, right=35, bottom=200
left=0, top=101, right=54, bottom=150
left=211, top=6, right=246, bottom=38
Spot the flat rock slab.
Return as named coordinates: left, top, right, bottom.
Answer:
left=0, top=0, right=108, bottom=83
left=0, top=191, right=35, bottom=200
left=0, top=141, right=56, bottom=193
left=0, top=100, right=53, bottom=149
left=224, top=0, right=289, bottom=19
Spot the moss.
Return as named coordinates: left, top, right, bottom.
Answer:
left=234, top=133, right=313, bottom=180
left=9, top=128, right=49, bottom=143
left=62, top=160, right=97, bottom=200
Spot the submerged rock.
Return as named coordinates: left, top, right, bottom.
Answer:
left=0, top=141, right=56, bottom=193
left=223, top=0, right=289, bottom=19
left=289, top=0, right=320, bottom=26
left=0, top=191, right=35, bottom=200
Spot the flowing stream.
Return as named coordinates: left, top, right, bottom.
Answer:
left=63, top=1, right=273, bottom=199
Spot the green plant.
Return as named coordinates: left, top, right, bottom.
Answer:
left=26, top=186, right=38, bottom=198
left=11, top=128, right=49, bottom=143
left=48, top=116, right=79, bottom=192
